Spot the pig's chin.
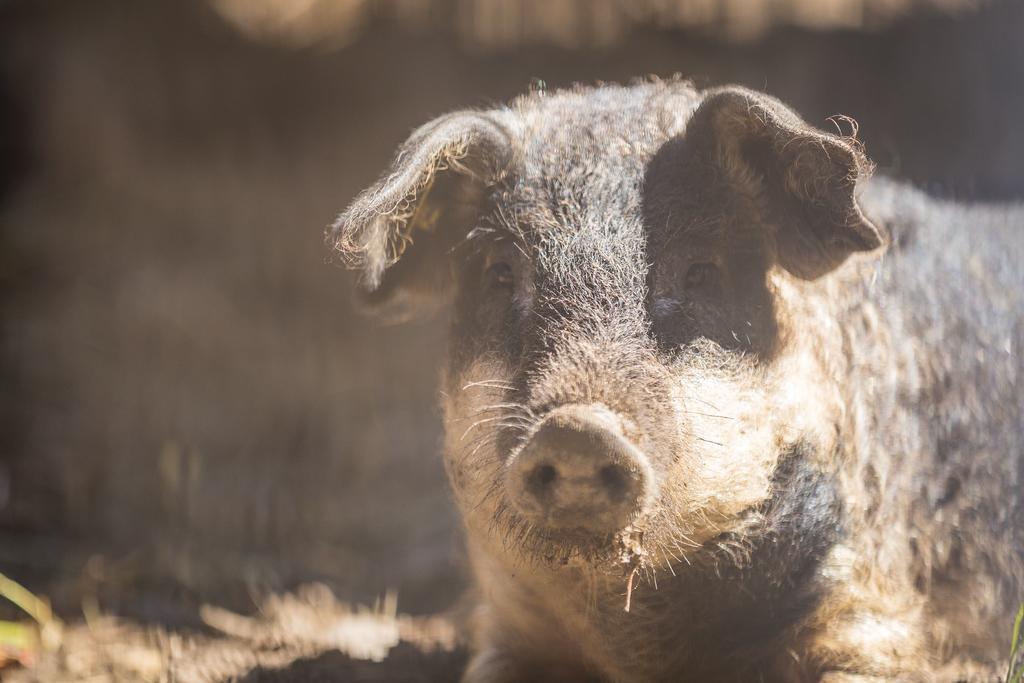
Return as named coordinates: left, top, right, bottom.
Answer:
left=490, top=505, right=646, bottom=569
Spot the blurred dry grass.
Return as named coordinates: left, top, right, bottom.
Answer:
left=0, top=0, right=1022, bottom=679
left=2, top=581, right=466, bottom=682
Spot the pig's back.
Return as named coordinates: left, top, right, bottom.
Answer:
left=856, top=177, right=1023, bottom=656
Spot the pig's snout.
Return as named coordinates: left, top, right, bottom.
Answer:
left=506, top=405, right=654, bottom=534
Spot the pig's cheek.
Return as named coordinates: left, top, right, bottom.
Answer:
left=441, top=357, right=515, bottom=439
left=445, top=458, right=470, bottom=499
left=443, top=447, right=499, bottom=520
left=761, top=351, right=845, bottom=465
left=663, top=370, right=780, bottom=519
left=441, top=356, right=520, bottom=511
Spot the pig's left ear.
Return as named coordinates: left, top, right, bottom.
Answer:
left=328, top=112, right=511, bottom=322
left=689, top=86, right=884, bottom=279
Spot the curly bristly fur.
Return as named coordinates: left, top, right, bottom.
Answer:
left=331, top=80, right=1023, bottom=682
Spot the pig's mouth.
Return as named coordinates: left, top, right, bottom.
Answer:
left=493, top=505, right=643, bottom=566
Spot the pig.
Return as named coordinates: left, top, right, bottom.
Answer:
left=328, top=79, right=1023, bottom=682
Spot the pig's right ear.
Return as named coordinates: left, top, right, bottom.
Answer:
left=328, top=112, right=511, bottom=323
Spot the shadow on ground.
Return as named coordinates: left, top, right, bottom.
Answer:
left=235, top=645, right=468, bottom=683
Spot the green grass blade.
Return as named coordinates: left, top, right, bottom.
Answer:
left=0, top=573, right=53, bottom=626
left=1008, top=602, right=1024, bottom=683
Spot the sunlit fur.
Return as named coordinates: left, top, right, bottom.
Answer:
left=332, top=80, right=1023, bottom=682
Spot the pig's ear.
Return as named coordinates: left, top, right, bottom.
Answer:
left=328, top=112, right=511, bottom=322
left=690, top=87, right=884, bottom=279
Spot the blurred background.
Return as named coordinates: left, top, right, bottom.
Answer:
left=1, top=0, right=1022, bottom=679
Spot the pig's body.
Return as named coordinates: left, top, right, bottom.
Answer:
left=461, top=181, right=1024, bottom=682
left=829, top=181, right=1023, bottom=675
left=331, top=81, right=1023, bottom=681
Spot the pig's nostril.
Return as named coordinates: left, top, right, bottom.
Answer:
left=598, top=464, right=629, bottom=502
left=527, top=463, right=558, bottom=496
left=535, top=464, right=557, bottom=486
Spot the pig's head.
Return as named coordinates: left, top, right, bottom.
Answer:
left=329, top=81, right=882, bottom=574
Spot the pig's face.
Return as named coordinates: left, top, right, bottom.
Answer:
left=331, top=81, right=882, bottom=572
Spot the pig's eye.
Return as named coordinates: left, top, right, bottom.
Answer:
left=683, top=262, right=721, bottom=292
left=484, top=261, right=514, bottom=290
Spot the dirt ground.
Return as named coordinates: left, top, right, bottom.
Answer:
left=0, top=541, right=468, bottom=682
left=4, top=598, right=468, bottom=683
